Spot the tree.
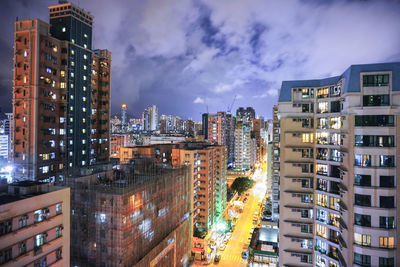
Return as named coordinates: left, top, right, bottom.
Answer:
left=230, top=177, right=254, bottom=195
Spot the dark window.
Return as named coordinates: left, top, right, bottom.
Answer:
left=379, top=257, right=394, bottom=267
left=301, top=209, right=309, bottom=218
left=301, top=164, right=313, bottom=173
left=355, top=115, right=394, bottom=127
left=354, top=174, right=371, bottom=186
left=379, top=155, right=395, bottom=167
left=380, top=176, right=395, bottom=188
left=302, top=104, right=309, bottom=113
left=330, top=101, right=341, bottom=112
left=301, top=179, right=312, bottom=188
left=354, top=213, right=371, bottom=227
left=330, top=165, right=341, bottom=178
left=379, top=196, right=394, bottom=208
left=0, top=248, right=12, bottom=264
left=362, top=74, right=389, bottom=87
left=363, top=95, right=389, bottom=106
left=355, top=135, right=394, bottom=147
left=355, top=194, right=371, bottom=207
left=0, top=220, right=12, bottom=236
left=379, top=217, right=395, bottom=229
left=354, top=253, right=371, bottom=266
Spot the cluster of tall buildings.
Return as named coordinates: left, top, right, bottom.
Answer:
left=12, top=1, right=111, bottom=183
left=203, top=108, right=267, bottom=170
left=273, top=62, right=400, bottom=267
left=0, top=2, right=196, bottom=267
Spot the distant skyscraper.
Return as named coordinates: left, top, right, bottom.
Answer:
left=142, top=109, right=149, bottom=131
left=148, top=104, right=159, bottom=131
left=121, top=104, right=127, bottom=126
left=234, top=121, right=251, bottom=169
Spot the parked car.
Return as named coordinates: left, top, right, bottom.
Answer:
left=214, top=254, right=221, bottom=263
left=242, top=251, right=249, bottom=259
left=243, top=197, right=248, bottom=203
left=219, top=244, right=226, bottom=251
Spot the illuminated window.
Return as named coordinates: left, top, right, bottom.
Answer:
left=53, top=46, right=57, bottom=52
left=354, top=233, right=371, bottom=246
left=62, top=27, right=66, bottom=32
left=82, top=150, right=86, bottom=155
left=330, top=117, right=341, bottom=129
left=84, top=54, right=87, bottom=60
left=83, top=75, right=87, bottom=80
left=84, top=33, right=88, bottom=38
left=72, top=39, right=75, bottom=44
left=71, top=50, right=75, bottom=55
left=82, top=140, right=86, bottom=144
left=302, top=133, right=313, bottom=143
left=70, top=117, right=73, bottom=122
left=83, top=86, right=86, bottom=91
left=24, top=50, right=27, bottom=57
left=82, top=107, right=86, bottom=112
left=84, top=44, right=87, bottom=49
left=82, top=97, right=86, bottom=102
left=69, top=152, right=73, bottom=156
left=60, top=82, right=66, bottom=89
left=52, top=81, right=56, bottom=88
left=69, top=140, right=73, bottom=145
left=70, top=95, right=74, bottom=100
left=316, top=193, right=327, bottom=207
left=82, top=118, right=86, bottom=123
left=71, top=61, right=75, bottom=66
left=24, top=76, right=27, bottom=83
left=69, top=163, right=73, bottom=167
left=70, top=106, right=73, bottom=111
left=318, top=102, right=328, bottom=113
left=83, top=65, right=87, bottom=70
left=60, top=70, right=65, bottom=77
left=71, top=72, right=74, bottom=77
left=82, top=129, right=86, bottom=133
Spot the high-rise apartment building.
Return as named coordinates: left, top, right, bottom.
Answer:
left=0, top=181, right=70, bottom=266
left=90, top=49, right=111, bottom=165
left=172, top=142, right=227, bottom=234
left=206, top=112, right=235, bottom=165
left=278, top=62, right=400, bottom=267
left=271, top=106, right=280, bottom=222
left=12, top=2, right=111, bottom=182
left=234, top=121, right=251, bottom=170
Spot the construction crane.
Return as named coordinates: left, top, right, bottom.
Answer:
left=227, top=95, right=237, bottom=114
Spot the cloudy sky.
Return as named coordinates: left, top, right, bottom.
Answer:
left=1, top=0, right=400, bottom=120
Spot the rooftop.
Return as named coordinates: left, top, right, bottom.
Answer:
left=279, top=62, right=400, bottom=102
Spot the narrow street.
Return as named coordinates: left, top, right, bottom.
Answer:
left=208, top=165, right=268, bottom=267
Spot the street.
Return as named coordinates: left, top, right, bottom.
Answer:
left=208, top=165, right=268, bottom=267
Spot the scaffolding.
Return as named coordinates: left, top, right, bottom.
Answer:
left=66, top=158, right=192, bottom=267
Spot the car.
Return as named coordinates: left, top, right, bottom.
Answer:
left=219, top=244, right=226, bottom=251
left=214, top=254, right=221, bottom=263
left=242, top=251, right=248, bottom=259
left=243, top=197, right=248, bottom=203
left=246, top=192, right=250, bottom=196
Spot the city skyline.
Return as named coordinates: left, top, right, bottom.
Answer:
left=1, top=0, right=400, bottom=120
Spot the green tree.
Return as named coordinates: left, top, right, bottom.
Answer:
left=230, top=177, right=254, bottom=195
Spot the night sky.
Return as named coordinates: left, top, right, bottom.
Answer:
left=1, top=0, right=400, bottom=120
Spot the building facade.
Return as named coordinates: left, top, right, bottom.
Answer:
left=272, top=106, right=280, bottom=222
left=67, top=160, right=192, bottom=266
left=234, top=121, right=251, bottom=170
left=0, top=181, right=70, bottom=266
left=278, top=62, right=400, bottom=267
left=12, top=2, right=111, bottom=182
